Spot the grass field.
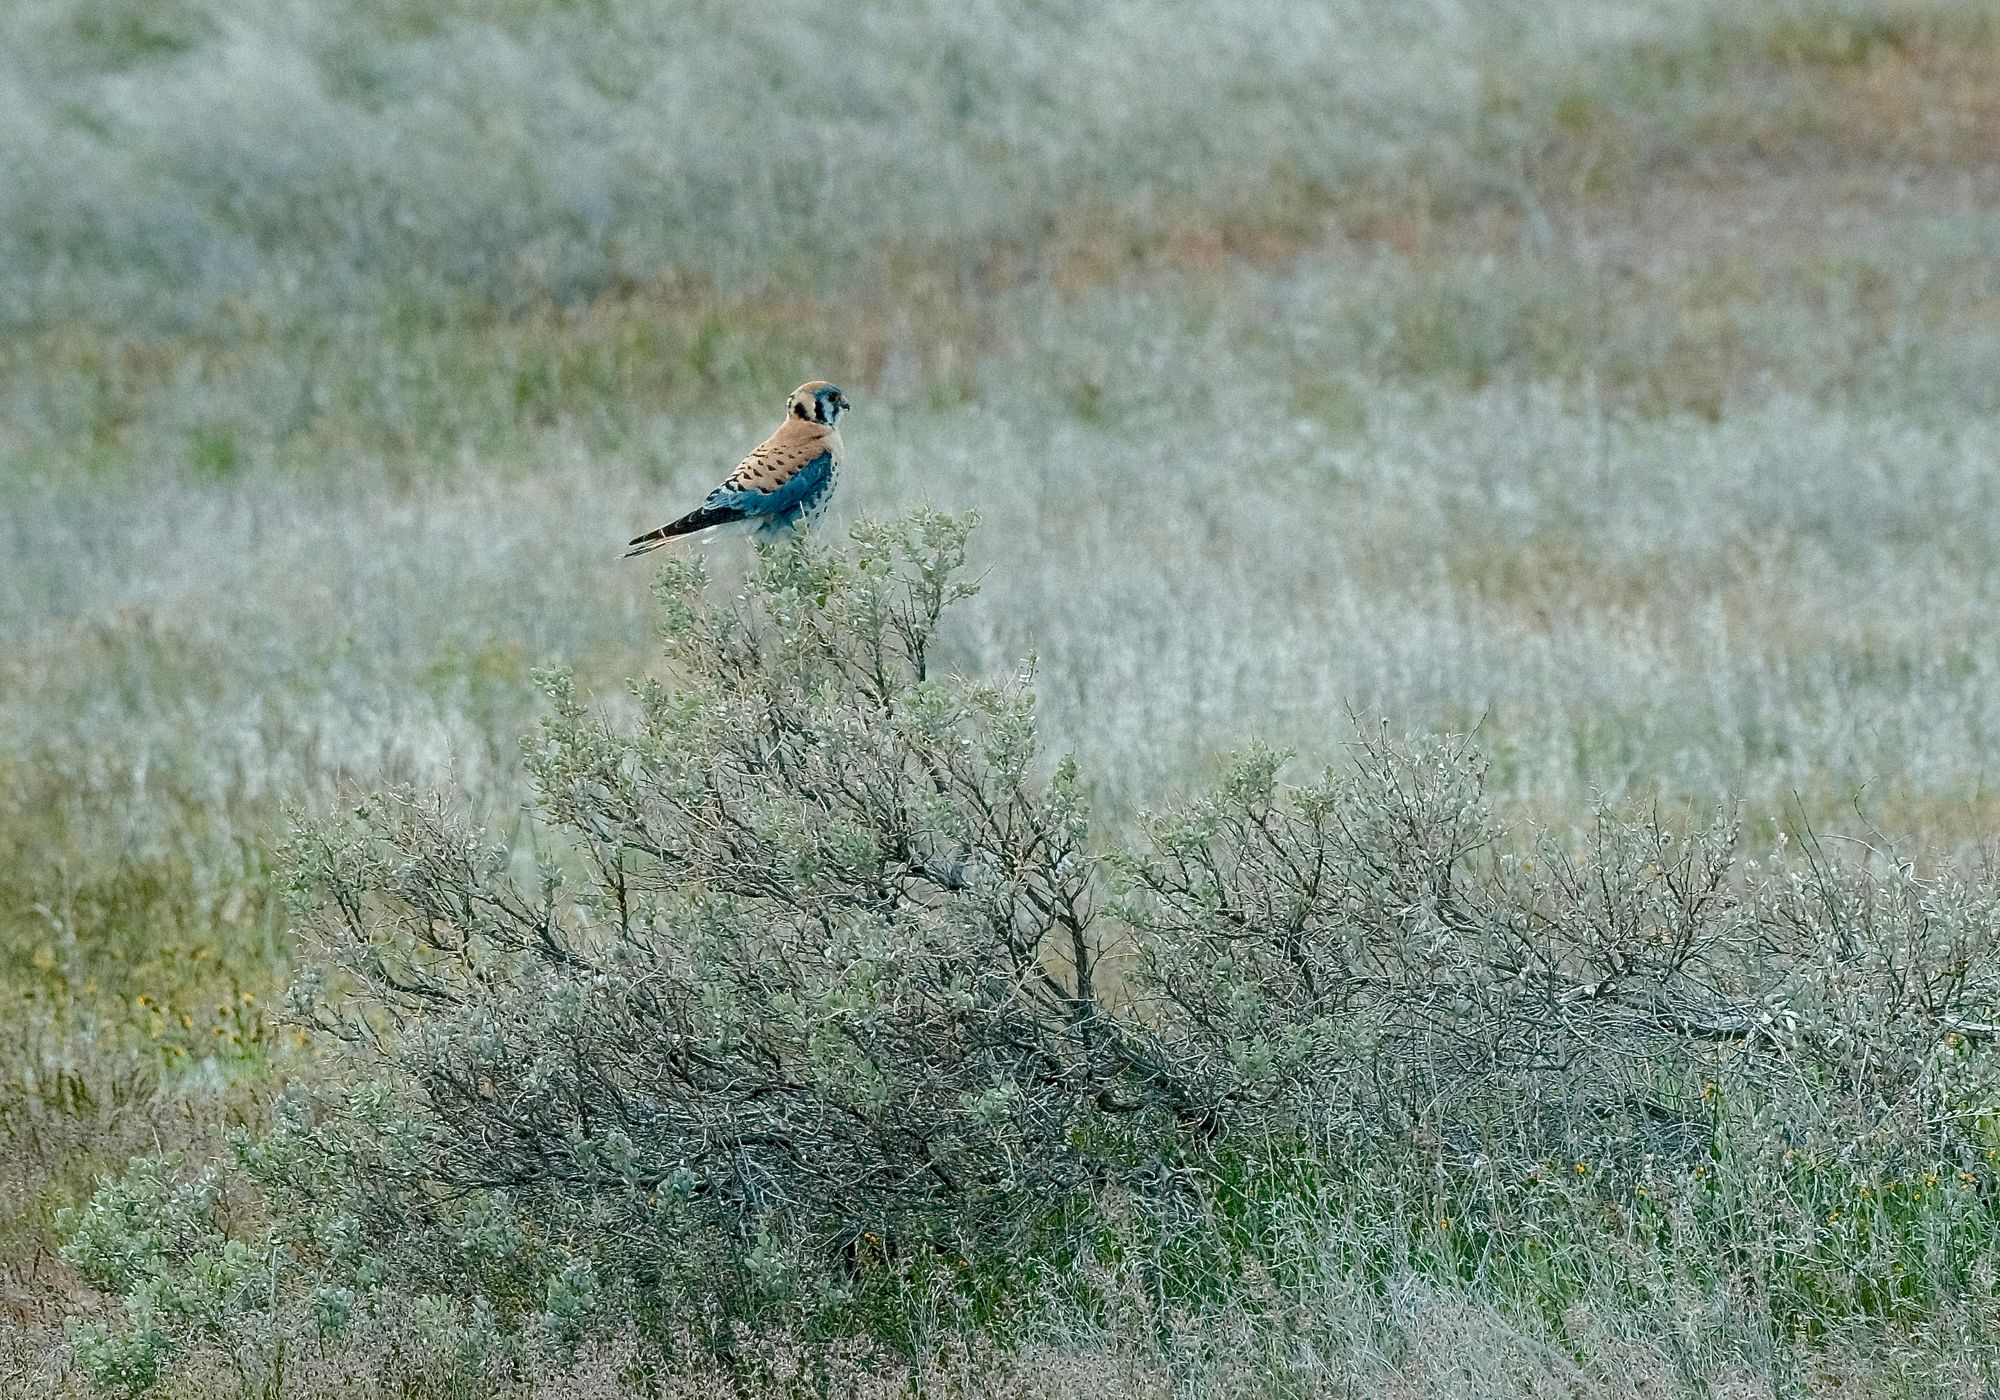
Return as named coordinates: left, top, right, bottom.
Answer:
left=5, top=0, right=2000, bottom=1394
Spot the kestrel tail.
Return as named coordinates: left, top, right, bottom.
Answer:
left=626, top=380, right=848, bottom=556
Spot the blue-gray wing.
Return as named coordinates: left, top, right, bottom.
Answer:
left=709, top=449, right=833, bottom=518
left=626, top=442, right=835, bottom=556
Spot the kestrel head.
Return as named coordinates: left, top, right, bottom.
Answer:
left=787, top=380, right=850, bottom=427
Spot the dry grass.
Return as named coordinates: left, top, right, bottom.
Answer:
left=14, top=1286, right=1996, bottom=1399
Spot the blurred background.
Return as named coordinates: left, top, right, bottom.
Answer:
left=1, top=0, right=1997, bottom=1359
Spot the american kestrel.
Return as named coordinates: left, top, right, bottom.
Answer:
left=625, top=380, right=849, bottom=556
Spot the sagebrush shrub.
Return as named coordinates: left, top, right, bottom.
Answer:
left=1120, top=732, right=1753, bottom=1158
left=295, top=512, right=1133, bottom=1249
left=1129, top=732, right=2000, bottom=1139
left=60, top=514, right=1156, bottom=1392
left=60, top=515, right=2000, bottom=1394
